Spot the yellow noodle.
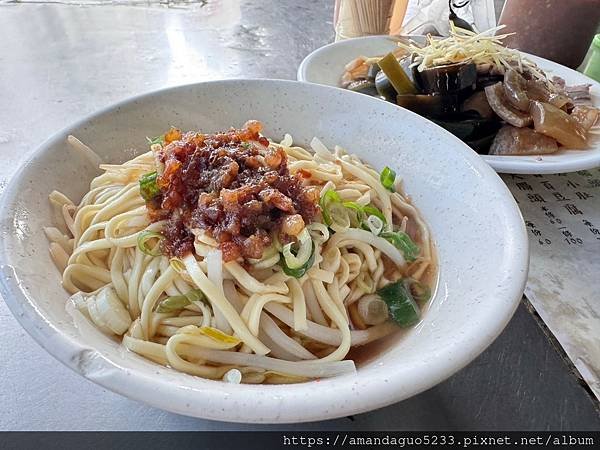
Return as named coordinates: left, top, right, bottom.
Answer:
left=47, top=132, right=435, bottom=383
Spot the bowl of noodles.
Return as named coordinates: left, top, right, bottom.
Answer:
left=0, top=79, right=528, bottom=422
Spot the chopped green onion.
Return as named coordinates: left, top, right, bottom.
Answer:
left=380, top=166, right=396, bottom=192
left=184, top=288, right=205, bottom=303
left=139, top=171, right=160, bottom=201
left=343, top=201, right=366, bottom=227
left=321, top=190, right=386, bottom=234
left=377, top=280, right=420, bottom=327
left=360, top=205, right=387, bottom=232
left=282, top=228, right=313, bottom=269
left=156, top=289, right=206, bottom=313
left=363, top=205, right=386, bottom=224
left=366, top=215, right=384, bottom=235
left=379, top=231, right=419, bottom=262
left=328, top=203, right=351, bottom=232
left=156, top=295, right=190, bottom=313
left=241, top=142, right=252, bottom=149
left=137, top=230, right=164, bottom=256
left=280, top=242, right=315, bottom=278
left=146, top=135, right=165, bottom=146
left=306, top=222, right=330, bottom=244
left=319, top=189, right=342, bottom=226
left=357, top=294, right=389, bottom=325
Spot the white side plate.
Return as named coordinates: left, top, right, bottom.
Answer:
left=298, top=35, right=600, bottom=174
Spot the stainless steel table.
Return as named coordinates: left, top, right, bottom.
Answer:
left=0, top=1, right=598, bottom=431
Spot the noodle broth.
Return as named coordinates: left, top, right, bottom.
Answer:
left=346, top=258, right=438, bottom=368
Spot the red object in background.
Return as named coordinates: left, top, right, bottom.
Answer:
left=498, top=0, right=600, bottom=69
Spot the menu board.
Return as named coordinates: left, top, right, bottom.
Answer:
left=503, top=169, right=600, bottom=401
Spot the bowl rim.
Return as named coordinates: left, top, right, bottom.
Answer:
left=297, top=34, right=400, bottom=84
left=0, top=78, right=529, bottom=423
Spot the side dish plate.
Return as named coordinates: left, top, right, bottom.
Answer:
left=298, top=36, right=600, bottom=174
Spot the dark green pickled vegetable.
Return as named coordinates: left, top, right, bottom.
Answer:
left=475, top=74, right=504, bottom=90
left=377, top=52, right=417, bottom=96
left=396, top=93, right=461, bottom=117
left=431, top=113, right=501, bottom=146
left=428, top=110, right=501, bottom=154
left=462, top=91, right=494, bottom=119
left=430, top=117, right=481, bottom=140
left=412, top=61, right=477, bottom=95
left=377, top=280, right=420, bottom=327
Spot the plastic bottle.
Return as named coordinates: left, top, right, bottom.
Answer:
left=583, top=35, right=600, bottom=83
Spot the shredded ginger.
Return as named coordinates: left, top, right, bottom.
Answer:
left=397, top=23, right=551, bottom=86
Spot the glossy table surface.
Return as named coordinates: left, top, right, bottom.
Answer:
left=0, top=1, right=598, bottom=430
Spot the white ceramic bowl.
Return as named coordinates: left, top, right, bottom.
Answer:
left=0, top=79, right=528, bottom=423
left=298, top=36, right=600, bottom=175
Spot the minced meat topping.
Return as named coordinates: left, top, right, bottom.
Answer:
left=147, top=120, right=319, bottom=261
